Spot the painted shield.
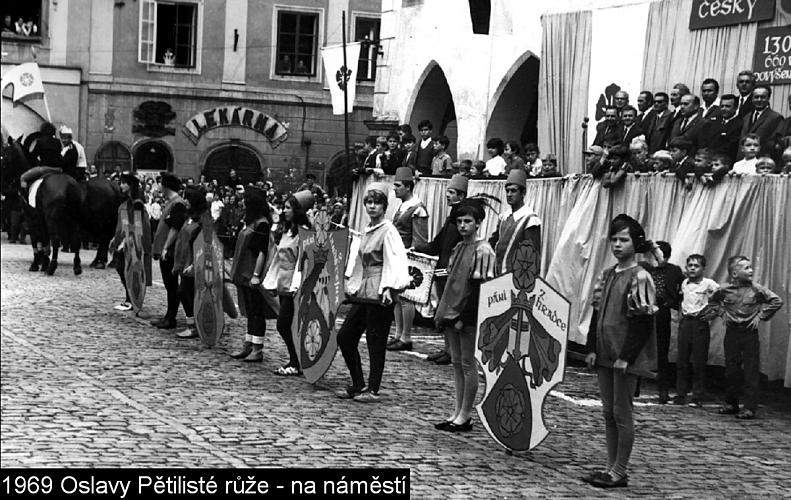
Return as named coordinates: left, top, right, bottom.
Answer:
left=194, top=213, right=225, bottom=347
left=400, top=250, right=438, bottom=306
left=292, top=208, right=349, bottom=383
left=122, top=208, right=146, bottom=312
left=476, top=240, right=570, bottom=451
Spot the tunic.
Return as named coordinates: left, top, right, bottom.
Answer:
left=591, top=264, right=658, bottom=376
left=152, top=195, right=186, bottom=255
left=434, top=239, right=496, bottom=327
left=490, top=204, right=542, bottom=275
left=263, top=229, right=300, bottom=294
left=347, top=220, right=411, bottom=304
left=172, top=218, right=201, bottom=276
left=110, top=198, right=153, bottom=286
left=230, top=218, right=270, bottom=287
left=392, top=197, right=428, bottom=248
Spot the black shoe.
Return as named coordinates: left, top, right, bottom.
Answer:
left=426, top=350, right=446, bottom=361
left=581, top=470, right=610, bottom=484
left=447, top=419, right=473, bottom=433
left=591, top=473, right=628, bottom=488
left=335, top=385, right=364, bottom=400
left=434, top=353, right=452, bottom=365
left=154, top=318, right=177, bottom=329
left=434, top=420, right=454, bottom=430
left=387, top=340, right=413, bottom=351
left=386, top=337, right=399, bottom=347
left=673, top=395, right=687, bottom=406
left=718, top=404, right=739, bottom=415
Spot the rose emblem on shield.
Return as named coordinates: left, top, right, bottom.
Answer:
left=20, top=72, right=34, bottom=87
left=495, top=384, right=526, bottom=437
left=304, top=319, right=323, bottom=360
left=335, top=65, right=352, bottom=91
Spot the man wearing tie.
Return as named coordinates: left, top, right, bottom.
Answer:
left=635, top=91, right=654, bottom=129
left=741, top=85, right=783, bottom=156
left=736, top=70, right=756, bottom=119
left=700, top=78, right=721, bottom=120
left=701, top=94, right=743, bottom=162
left=669, top=83, right=691, bottom=124
left=620, top=106, right=645, bottom=147
left=669, top=94, right=704, bottom=153
left=645, top=92, right=673, bottom=154
left=593, top=107, right=623, bottom=147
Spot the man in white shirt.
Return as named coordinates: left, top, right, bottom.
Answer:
left=484, top=138, right=506, bottom=177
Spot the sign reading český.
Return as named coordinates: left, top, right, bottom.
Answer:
left=753, top=26, right=791, bottom=85
left=689, top=0, right=775, bottom=30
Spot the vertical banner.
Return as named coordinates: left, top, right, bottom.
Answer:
left=476, top=241, right=570, bottom=451
left=293, top=209, right=350, bottom=383
left=321, top=42, right=362, bottom=115
left=587, top=3, right=650, bottom=145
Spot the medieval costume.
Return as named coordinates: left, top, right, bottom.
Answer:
left=489, top=169, right=541, bottom=276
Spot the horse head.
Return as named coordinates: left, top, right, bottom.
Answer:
left=1, top=135, right=32, bottom=187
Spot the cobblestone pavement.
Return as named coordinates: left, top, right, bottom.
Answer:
left=2, top=239, right=790, bottom=498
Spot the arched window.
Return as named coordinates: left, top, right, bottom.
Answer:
left=202, top=143, right=263, bottom=185
left=133, top=140, right=173, bottom=172
left=94, top=141, right=132, bottom=176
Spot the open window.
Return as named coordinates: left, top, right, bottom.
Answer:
left=1, top=3, right=43, bottom=41
left=354, top=17, right=380, bottom=82
left=275, top=11, right=319, bottom=77
left=138, top=0, right=201, bottom=70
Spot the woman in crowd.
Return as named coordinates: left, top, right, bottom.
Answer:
left=109, top=172, right=152, bottom=311
left=263, top=190, right=315, bottom=375
left=336, top=183, right=411, bottom=402
left=229, top=186, right=274, bottom=362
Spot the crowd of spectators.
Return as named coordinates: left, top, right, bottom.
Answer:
left=2, top=15, right=37, bottom=37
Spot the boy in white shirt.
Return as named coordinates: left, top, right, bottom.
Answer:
left=483, top=138, right=507, bottom=177
left=675, top=254, right=719, bottom=406
left=732, top=134, right=760, bottom=174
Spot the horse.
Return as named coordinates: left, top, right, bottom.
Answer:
left=1, top=136, right=122, bottom=275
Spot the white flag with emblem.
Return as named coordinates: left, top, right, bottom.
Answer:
left=1, top=62, right=46, bottom=102
left=321, top=42, right=362, bottom=115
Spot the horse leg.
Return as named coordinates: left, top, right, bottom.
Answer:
left=39, top=245, right=50, bottom=272
left=94, top=236, right=109, bottom=269
left=72, top=228, right=82, bottom=275
left=29, top=243, right=40, bottom=272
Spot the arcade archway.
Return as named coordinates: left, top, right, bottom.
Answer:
left=132, top=139, right=174, bottom=172
left=486, top=53, right=539, bottom=148
left=202, top=142, right=263, bottom=185
left=406, top=62, right=458, bottom=158
left=94, top=141, right=132, bottom=176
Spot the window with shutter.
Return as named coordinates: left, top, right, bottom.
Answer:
left=138, top=0, right=156, bottom=63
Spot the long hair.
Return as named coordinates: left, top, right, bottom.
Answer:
left=282, top=195, right=311, bottom=237
left=244, top=188, right=272, bottom=226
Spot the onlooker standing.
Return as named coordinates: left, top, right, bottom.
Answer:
left=593, top=107, right=623, bottom=147
left=620, top=106, right=645, bottom=147
left=503, top=141, right=526, bottom=173
left=735, top=70, right=756, bottom=118
left=709, top=256, right=783, bottom=419
left=635, top=91, right=654, bottom=129
left=645, top=92, right=673, bottom=153
left=733, top=134, right=761, bottom=174
left=414, top=120, right=436, bottom=176
left=699, top=78, right=721, bottom=120
left=430, top=136, right=453, bottom=175
left=702, top=94, right=743, bottom=162
left=483, top=138, right=507, bottom=176
left=740, top=85, right=783, bottom=157
left=640, top=241, right=683, bottom=404
left=524, top=143, right=543, bottom=177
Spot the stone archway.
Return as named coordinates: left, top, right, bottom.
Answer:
left=486, top=53, right=540, bottom=148
left=132, top=139, right=174, bottom=172
left=405, top=61, right=458, bottom=158
left=202, top=142, right=263, bottom=185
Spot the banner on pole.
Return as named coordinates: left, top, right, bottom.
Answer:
left=401, top=250, right=438, bottom=305
left=1, top=62, right=46, bottom=103
left=321, top=42, right=362, bottom=115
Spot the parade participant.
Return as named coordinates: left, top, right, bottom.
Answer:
left=433, top=197, right=496, bottom=433
left=489, top=168, right=541, bottom=276
left=30, top=122, right=64, bottom=171
left=709, top=256, right=783, bottom=419
left=230, top=186, right=274, bottom=362
left=387, top=167, right=428, bottom=352
left=414, top=174, right=467, bottom=365
left=108, top=172, right=151, bottom=311
left=59, top=126, right=88, bottom=182
left=171, top=187, right=210, bottom=339
left=262, top=190, right=314, bottom=372
left=337, top=182, right=411, bottom=402
left=583, top=214, right=658, bottom=489
left=150, top=172, right=187, bottom=330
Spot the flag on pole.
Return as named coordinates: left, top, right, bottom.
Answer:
left=1, top=62, right=46, bottom=103
left=321, top=42, right=362, bottom=115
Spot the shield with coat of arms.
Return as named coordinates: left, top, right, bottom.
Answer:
left=476, top=240, right=570, bottom=451
left=292, top=208, right=349, bottom=383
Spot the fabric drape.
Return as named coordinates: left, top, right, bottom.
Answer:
left=350, top=174, right=790, bottom=386
left=642, top=0, right=791, bottom=113
left=537, top=10, right=593, bottom=175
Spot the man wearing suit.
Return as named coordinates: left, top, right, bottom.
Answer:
left=741, top=85, right=784, bottom=156
left=645, top=92, right=673, bottom=153
left=614, top=90, right=629, bottom=118
left=670, top=83, right=691, bottom=124
left=736, top=70, right=756, bottom=118
left=701, top=94, right=743, bottom=162
left=636, top=91, right=654, bottom=129
left=669, top=94, right=705, bottom=152
left=771, top=95, right=791, bottom=165
left=620, top=106, right=645, bottom=147
left=700, top=78, right=722, bottom=120
left=593, top=106, right=623, bottom=146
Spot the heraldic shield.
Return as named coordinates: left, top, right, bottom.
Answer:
left=475, top=241, right=570, bottom=451
left=194, top=213, right=225, bottom=347
left=122, top=208, right=146, bottom=312
left=292, top=209, right=349, bottom=383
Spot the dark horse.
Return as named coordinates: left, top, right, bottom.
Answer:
left=1, top=136, right=121, bottom=275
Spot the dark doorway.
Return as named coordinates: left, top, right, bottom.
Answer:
left=133, top=140, right=173, bottom=172
left=202, top=143, right=262, bottom=185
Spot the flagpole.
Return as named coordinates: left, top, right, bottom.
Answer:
left=342, top=10, right=350, bottom=181
left=42, top=93, right=52, bottom=123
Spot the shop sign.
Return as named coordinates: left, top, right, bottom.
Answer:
left=753, top=26, right=791, bottom=85
left=182, top=106, right=289, bottom=147
left=689, top=0, right=775, bottom=30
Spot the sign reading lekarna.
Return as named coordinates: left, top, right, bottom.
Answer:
left=689, top=0, right=775, bottom=30
left=753, top=26, right=791, bottom=85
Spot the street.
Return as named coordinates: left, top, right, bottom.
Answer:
left=1, top=240, right=790, bottom=499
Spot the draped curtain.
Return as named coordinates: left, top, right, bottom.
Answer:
left=537, top=10, right=592, bottom=175
left=642, top=0, right=791, bottom=112
left=350, top=175, right=791, bottom=386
